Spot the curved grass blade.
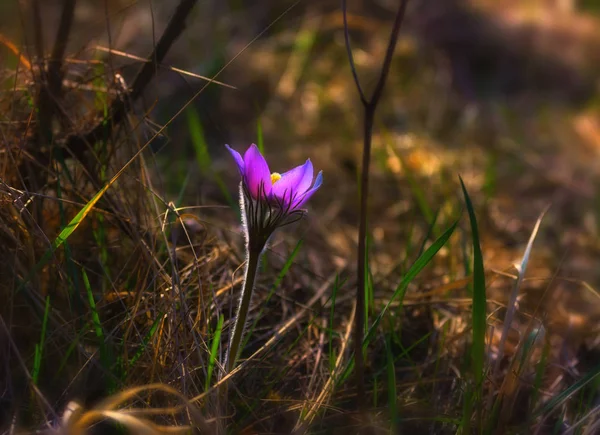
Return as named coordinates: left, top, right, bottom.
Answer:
left=385, top=143, right=434, bottom=226
left=186, top=107, right=234, bottom=207
left=17, top=142, right=145, bottom=293
left=124, top=313, right=164, bottom=378
left=31, top=295, right=51, bottom=386
left=459, top=176, right=487, bottom=390
left=206, top=314, right=224, bottom=391
left=535, top=362, right=600, bottom=418
left=364, top=219, right=458, bottom=347
left=82, top=268, right=108, bottom=370
left=494, top=206, right=549, bottom=375
left=256, top=117, right=264, bottom=154
left=17, top=182, right=112, bottom=293
left=385, top=335, right=399, bottom=431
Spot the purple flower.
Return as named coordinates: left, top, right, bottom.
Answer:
left=224, top=143, right=322, bottom=372
left=226, top=144, right=323, bottom=211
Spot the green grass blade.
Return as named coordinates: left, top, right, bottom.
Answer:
left=385, top=335, right=399, bottom=431
left=380, top=134, right=435, bottom=229
left=54, top=324, right=88, bottom=380
left=365, top=235, right=372, bottom=332
left=270, top=240, right=303, bottom=291
left=416, top=207, right=440, bottom=259
left=339, top=358, right=354, bottom=385
left=126, top=313, right=164, bottom=376
left=82, top=269, right=103, bottom=341
left=186, top=107, right=234, bottom=207
left=206, top=314, right=224, bottom=391
left=460, top=384, right=474, bottom=435
left=81, top=268, right=110, bottom=373
left=394, top=147, right=434, bottom=225
left=373, top=331, right=431, bottom=378
left=32, top=295, right=51, bottom=386
left=462, top=230, right=472, bottom=296
left=54, top=156, right=82, bottom=309
left=535, top=362, right=600, bottom=417
left=495, top=207, right=548, bottom=374
left=364, top=219, right=458, bottom=347
left=459, top=176, right=487, bottom=390
left=530, top=337, right=550, bottom=414
left=91, top=213, right=109, bottom=294
left=187, top=107, right=211, bottom=174
left=19, top=182, right=114, bottom=293
left=256, top=117, right=264, bottom=154
left=19, top=100, right=170, bottom=292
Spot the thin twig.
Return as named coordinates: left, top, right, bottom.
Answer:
left=31, top=0, right=44, bottom=61
left=368, top=1, right=409, bottom=108
left=93, top=46, right=236, bottom=89
left=342, top=0, right=409, bottom=413
left=48, top=0, right=77, bottom=97
left=28, top=0, right=51, bottom=194
left=35, top=0, right=77, bottom=160
left=342, top=5, right=366, bottom=105
left=58, top=0, right=200, bottom=164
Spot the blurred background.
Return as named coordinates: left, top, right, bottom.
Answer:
left=4, top=0, right=600, bottom=365
left=3, top=0, right=600, bottom=430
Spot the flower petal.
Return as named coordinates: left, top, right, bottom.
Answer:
left=243, top=144, right=272, bottom=199
left=293, top=170, right=323, bottom=209
left=271, top=159, right=313, bottom=205
left=225, top=144, right=245, bottom=176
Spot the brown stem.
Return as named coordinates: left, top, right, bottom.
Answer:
left=48, top=0, right=77, bottom=98
left=31, top=0, right=44, bottom=61
left=35, top=0, right=77, bottom=158
left=342, top=0, right=409, bottom=413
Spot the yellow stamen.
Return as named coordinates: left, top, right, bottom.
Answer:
left=271, top=172, right=281, bottom=185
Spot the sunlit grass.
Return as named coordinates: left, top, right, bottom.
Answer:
left=3, top=1, right=600, bottom=433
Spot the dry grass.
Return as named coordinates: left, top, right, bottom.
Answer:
left=2, top=0, right=600, bottom=434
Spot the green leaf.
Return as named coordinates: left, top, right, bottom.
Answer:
left=31, top=296, right=51, bottom=386
left=459, top=176, right=487, bottom=391
left=364, top=219, right=458, bottom=347
left=206, top=314, right=224, bottom=391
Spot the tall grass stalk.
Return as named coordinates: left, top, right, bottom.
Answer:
left=460, top=176, right=487, bottom=427
left=342, top=0, right=410, bottom=411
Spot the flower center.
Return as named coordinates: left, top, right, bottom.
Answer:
left=270, top=172, right=282, bottom=185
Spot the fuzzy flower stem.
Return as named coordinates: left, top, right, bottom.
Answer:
left=226, top=183, right=267, bottom=372
left=226, top=244, right=262, bottom=372
left=223, top=145, right=322, bottom=373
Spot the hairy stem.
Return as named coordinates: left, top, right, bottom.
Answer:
left=227, top=185, right=264, bottom=372
left=227, top=248, right=261, bottom=372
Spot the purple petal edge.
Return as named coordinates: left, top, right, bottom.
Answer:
left=225, top=144, right=245, bottom=176
left=293, top=170, right=323, bottom=209
left=243, top=144, right=272, bottom=199
left=271, top=159, right=313, bottom=203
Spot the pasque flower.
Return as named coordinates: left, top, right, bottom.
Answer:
left=226, top=143, right=322, bottom=210
left=225, top=144, right=323, bottom=250
left=224, top=143, right=322, bottom=372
